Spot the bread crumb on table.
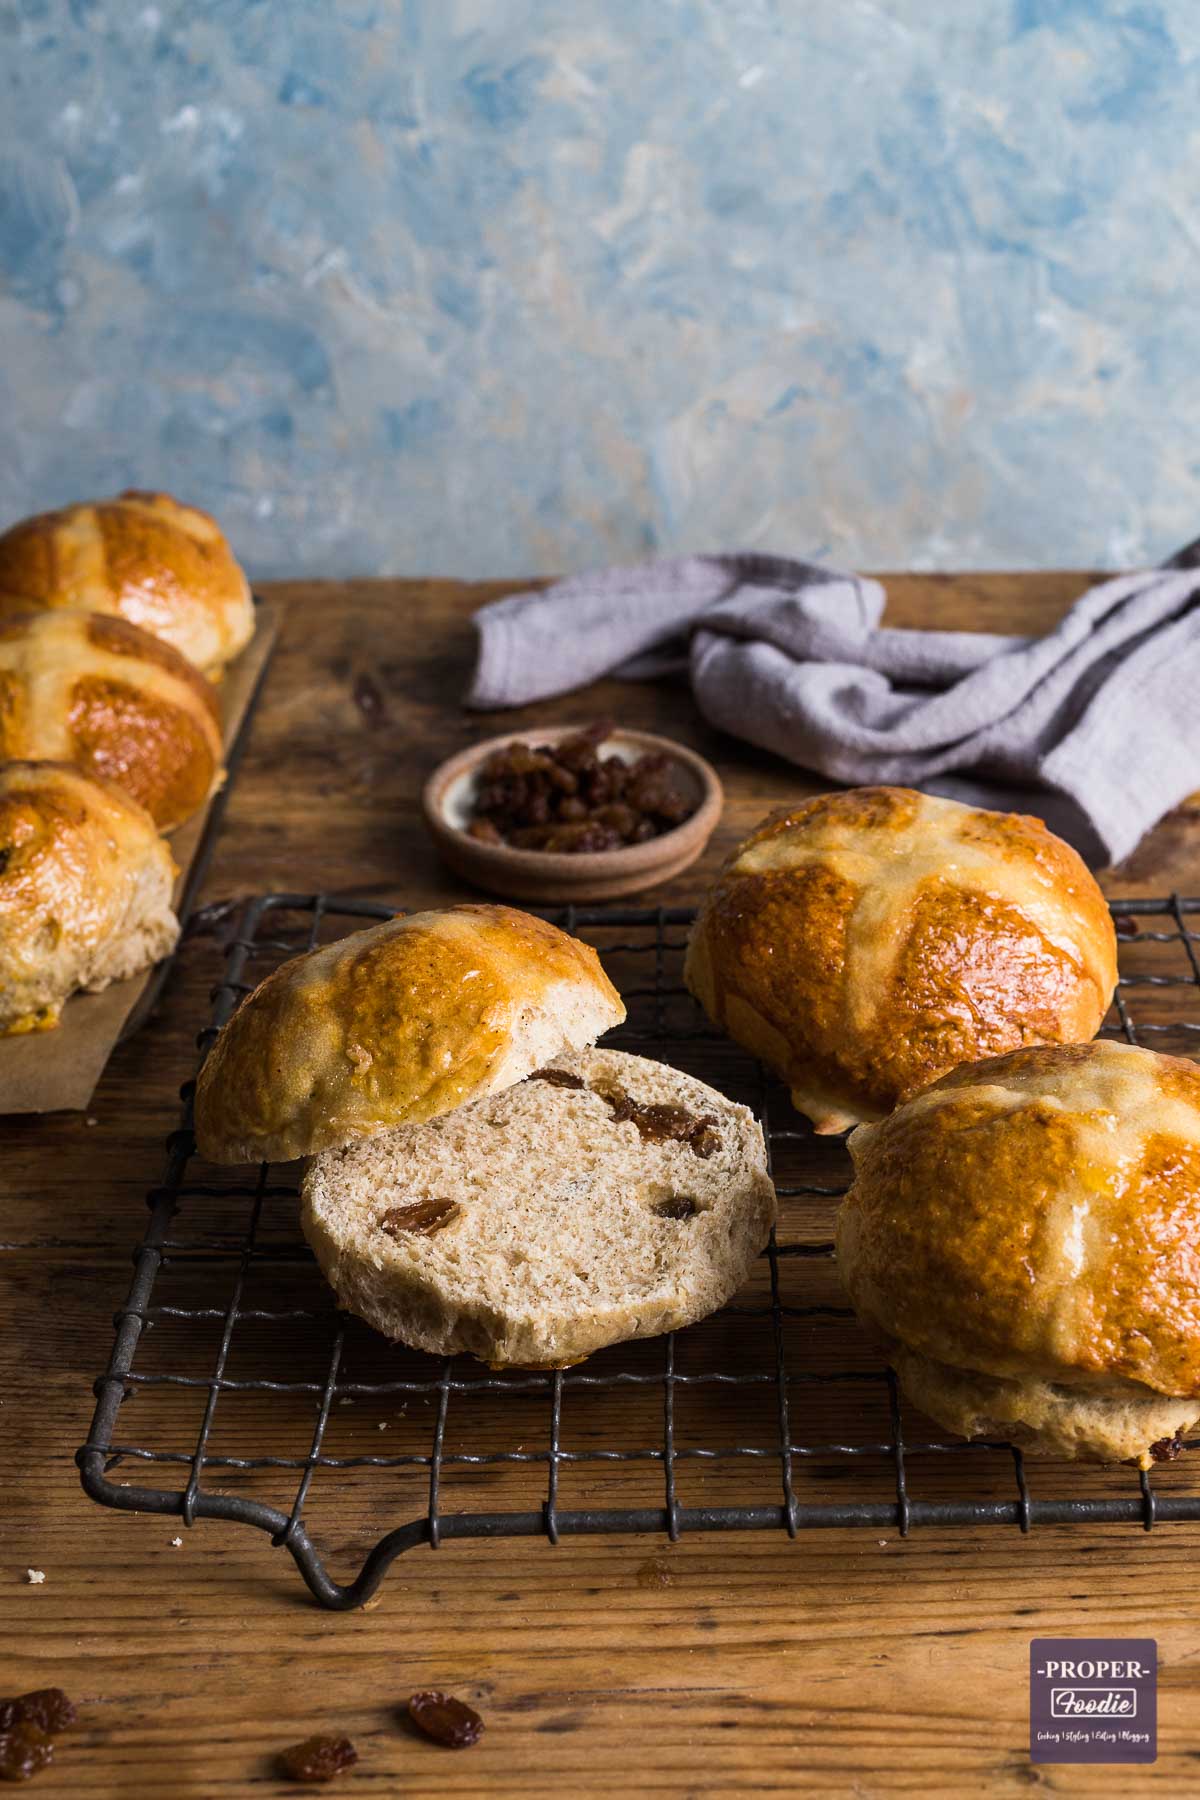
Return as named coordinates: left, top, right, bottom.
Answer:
left=26, top=1568, right=46, bottom=1584
left=170, top=1537, right=183, bottom=1547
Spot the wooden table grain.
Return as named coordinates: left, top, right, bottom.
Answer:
left=5, top=572, right=1200, bottom=1799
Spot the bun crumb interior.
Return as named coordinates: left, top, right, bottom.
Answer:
left=302, top=1046, right=777, bottom=1368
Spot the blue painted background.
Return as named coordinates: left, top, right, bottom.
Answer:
left=2, top=1, right=1199, bottom=579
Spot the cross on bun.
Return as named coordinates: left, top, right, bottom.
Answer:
left=0, top=762, right=179, bottom=1036
left=193, top=904, right=626, bottom=1164
left=0, top=610, right=223, bottom=831
left=0, top=490, right=254, bottom=675
left=685, top=787, right=1117, bottom=1131
left=836, top=1040, right=1200, bottom=1466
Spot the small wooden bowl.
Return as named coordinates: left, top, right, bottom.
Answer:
left=422, top=726, right=724, bottom=902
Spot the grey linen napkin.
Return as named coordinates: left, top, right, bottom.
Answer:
left=467, top=546, right=1200, bottom=867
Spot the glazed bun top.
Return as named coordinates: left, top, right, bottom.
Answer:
left=837, top=1040, right=1200, bottom=1400
left=0, top=490, right=254, bottom=675
left=0, top=760, right=179, bottom=1035
left=0, top=609, right=223, bottom=832
left=685, top=786, right=1117, bottom=1131
left=194, top=904, right=626, bottom=1164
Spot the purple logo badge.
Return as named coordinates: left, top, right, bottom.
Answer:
left=1030, top=1639, right=1156, bottom=1764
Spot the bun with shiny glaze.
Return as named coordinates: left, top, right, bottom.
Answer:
left=0, top=761, right=179, bottom=1036
left=0, top=490, right=254, bottom=675
left=685, top=786, right=1117, bottom=1131
left=836, top=1040, right=1200, bottom=1466
left=194, top=904, right=626, bottom=1164
left=0, top=609, right=223, bottom=831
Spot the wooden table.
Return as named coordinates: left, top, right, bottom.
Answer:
left=5, top=573, right=1200, bottom=1798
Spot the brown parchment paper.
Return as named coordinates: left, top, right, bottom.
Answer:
left=0, top=600, right=281, bottom=1114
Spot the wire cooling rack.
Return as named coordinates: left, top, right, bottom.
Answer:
left=79, top=893, right=1200, bottom=1608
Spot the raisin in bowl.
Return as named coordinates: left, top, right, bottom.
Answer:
left=422, top=725, right=723, bottom=901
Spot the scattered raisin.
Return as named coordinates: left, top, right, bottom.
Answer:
left=463, top=721, right=696, bottom=854
left=603, top=1088, right=721, bottom=1157
left=525, top=1068, right=587, bottom=1090
left=1149, top=1430, right=1186, bottom=1463
left=379, top=1198, right=462, bottom=1238
left=610, top=1095, right=685, bottom=1136
left=653, top=1195, right=698, bottom=1220
left=0, top=1722, right=53, bottom=1782
left=0, top=1694, right=75, bottom=1736
left=1113, top=914, right=1140, bottom=940
left=407, top=1691, right=484, bottom=1749
left=277, top=1735, right=358, bottom=1783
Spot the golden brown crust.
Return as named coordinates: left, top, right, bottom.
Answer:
left=0, top=760, right=178, bottom=1034
left=84, top=613, right=221, bottom=721
left=744, top=785, right=921, bottom=848
left=0, top=491, right=254, bottom=673
left=193, top=904, right=626, bottom=1164
left=837, top=1040, right=1200, bottom=1401
left=685, top=786, right=1118, bottom=1129
left=690, top=859, right=867, bottom=1120
left=880, top=883, right=1099, bottom=1098
left=66, top=677, right=218, bottom=829
left=0, top=610, right=223, bottom=831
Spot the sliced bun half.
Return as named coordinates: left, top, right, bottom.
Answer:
left=301, top=1046, right=777, bottom=1367
left=194, top=904, right=625, bottom=1164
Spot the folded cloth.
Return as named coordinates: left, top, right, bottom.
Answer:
left=467, top=543, right=1200, bottom=867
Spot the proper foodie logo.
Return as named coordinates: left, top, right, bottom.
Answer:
left=1029, top=1639, right=1156, bottom=1764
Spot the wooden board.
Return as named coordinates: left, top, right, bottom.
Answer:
left=0, top=602, right=280, bottom=1113
left=4, top=572, right=1200, bottom=1799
